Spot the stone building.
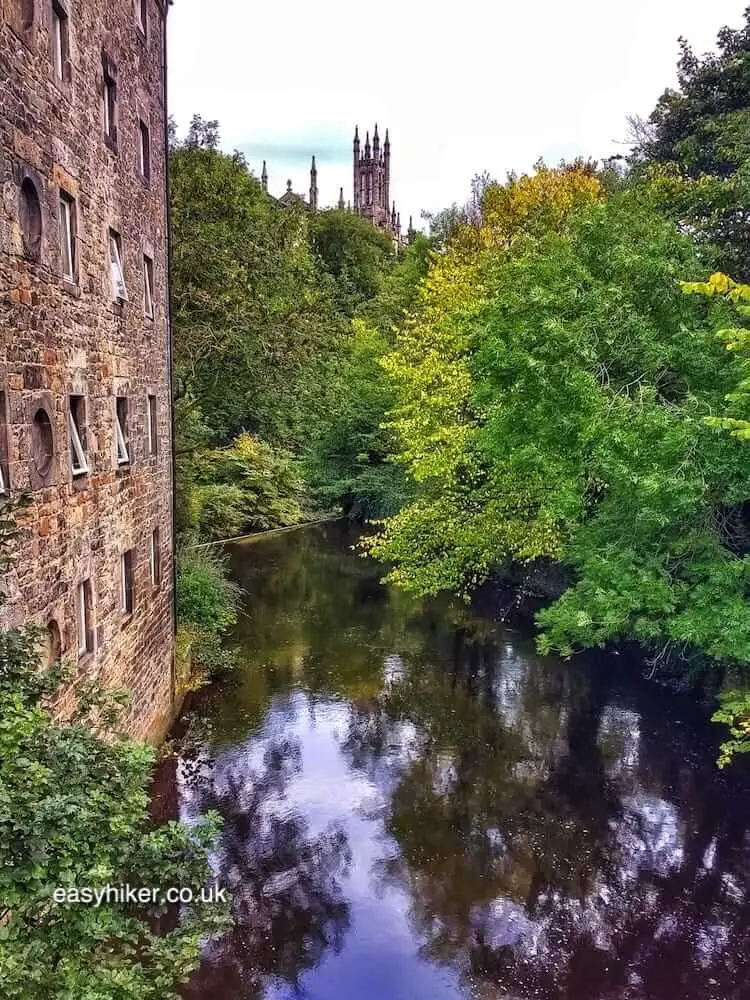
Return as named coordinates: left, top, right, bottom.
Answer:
left=353, top=124, right=392, bottom=231
left=0, top=0, right=176, bottom=741
left=260, top=155, right=318, bottom=210
left=261, top=126, right=416, bottom=248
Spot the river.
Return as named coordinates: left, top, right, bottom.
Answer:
left=171, top=522, right=750, bottom=1000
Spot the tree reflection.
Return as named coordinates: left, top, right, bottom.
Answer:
left=341, top=633, right=750, bottom=1000
left=180, top=523, right=750, bottom=1000
left=180, top=728, right=352, bottom=1000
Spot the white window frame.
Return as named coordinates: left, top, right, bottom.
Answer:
left=143, top=255, right=154, bottom=318
left=0, top=391, right=8, bottom=495
left=115, top=398, right=129, bottom=465
left=68, top=400, right=89, bottom=477
left=103, top=73, right=115, bottom=138
left=60, top=193, right=75, bottom=280
left=103, top=78, right=111, bottom=135
left=136, top=0, right=147, bottom=34
left=109, top=230, right=128, bottom=302
left=77, top=580, right=91, bottom=656
left=51, top=4, right=64, bottom=79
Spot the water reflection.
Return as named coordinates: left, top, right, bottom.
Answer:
left=176, top=523, right=750, bottom=1000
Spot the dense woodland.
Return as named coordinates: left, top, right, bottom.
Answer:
left=2, top=8, right=750, bottom=998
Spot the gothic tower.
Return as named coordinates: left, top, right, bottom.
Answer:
left=353, top=123, right=393, bottom=232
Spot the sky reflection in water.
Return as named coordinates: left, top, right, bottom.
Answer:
left=175, top=522, right=750, bottom=1000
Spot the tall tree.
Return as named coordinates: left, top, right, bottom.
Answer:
left=630, top=10, right=750, bottom=279
left=310, top=209, right=395, bottom=316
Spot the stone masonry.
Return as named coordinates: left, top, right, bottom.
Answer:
left=0, top=0, right=176, bottom=741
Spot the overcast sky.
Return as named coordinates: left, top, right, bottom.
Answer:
left=167, top=0, right=747, bottom=230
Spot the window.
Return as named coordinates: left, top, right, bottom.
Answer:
left=136, top=0, right=147, bottom=36
left=0, top=392, right=8, bottom=495
left=51, top=1, right=69, bottom=81
left=31, top=407, right=54, bottom=476
left=68, top=394, right=88, bottom=477
left=44, top=620, right=62, bottom=668
left=143, top=255, right=154, bottom=317
left=147, top=394, right=157, bottom=455
left=109, top=230, right=127, bottom=302
left=139, top=120, right=151, bottom=181
left=150, top=528, right=161, bottom=587
left=103, top=56, right=117, bottom=144
left=76, top=579, right=93, bottom=656
left=59, top=191, right=76, bottom=280
left=20, top=178, right=42, bottom=259
left=22, top=0, right=34, bottom=32
left=120, top=548, right=135, bottom=616
left=115, top=396, right=129, bottom=465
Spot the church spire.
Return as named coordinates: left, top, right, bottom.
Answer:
left=364, top=129, right=371, bottom=159
left=338, top=186, right=345, bottom=211
left=353, top=126, right=361, bottom=211
left=309, top=155, right=318, bottom=211
left=373, top=122, right=379, bottom=158
left=261, top=160, right=268, bottom=192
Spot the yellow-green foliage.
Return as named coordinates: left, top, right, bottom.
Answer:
left=681, top=273, right=750, bottom=763
left=190, top=433, right=305, bottom=542
left=366, top=164, right=603, bottom=593
left=367, top=165, right=750, bottom=674
left=683, top=273, right=750, bottom=440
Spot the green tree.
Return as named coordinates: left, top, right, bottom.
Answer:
left=310, top=208, right=395, bottom=315
left=630, top=10, right=750, bottom=279
left=170, top=121, right=342, bottom=448
left=307, top=235, right=435, bottom=518
left=369, top=168, right=750, bottom=671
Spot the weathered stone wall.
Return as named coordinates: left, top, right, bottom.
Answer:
left=0, top=0, right=176, bottom=742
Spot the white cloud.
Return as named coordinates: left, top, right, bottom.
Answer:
left=167, top=0, right=747, bottom=228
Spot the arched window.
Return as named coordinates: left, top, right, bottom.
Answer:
left=20, top=177, right=42, bottom=259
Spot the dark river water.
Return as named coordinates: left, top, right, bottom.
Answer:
left=173, top=522, right=750, bottom=1000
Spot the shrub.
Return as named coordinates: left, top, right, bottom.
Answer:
left=176, top=544, right=240, bottom=635
left=191, top=433, right=306, bottom=541
left=176, top=544, right=241, bottom=682
left=0, top=502, right=230, bottom=999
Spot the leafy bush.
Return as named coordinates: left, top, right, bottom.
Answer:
left=176, top=543, right=240, bottom=634
left=176, top=544, right=241, bottom=681
left=307, top=320, right=411, bottom=520
left=0, top=504, right=229, bottom=999
left=191, top=433, right=306, bottom=542
left=192, top=482, right=248, bottom=542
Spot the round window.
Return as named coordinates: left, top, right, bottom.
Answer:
left=20, top=178, right=42, bottom=259
left=32, top=408, right=54, bottom=476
